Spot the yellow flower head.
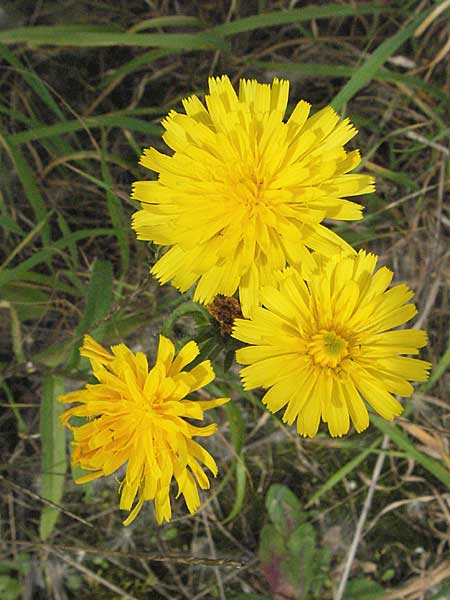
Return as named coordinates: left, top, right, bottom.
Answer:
left=132, top=75, right=375, bottom=317
left=59, top=335, right=229, bottom=525
left=232, top=251, right=431, bottom=437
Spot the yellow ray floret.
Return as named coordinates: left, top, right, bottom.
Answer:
left=232, top=250, right=431, bottom=437
left=59, top=335, right=229, bottom=525
left=132, top=75, right=375, bottom=316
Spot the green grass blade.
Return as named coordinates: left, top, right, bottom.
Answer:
left=331, top=7, right=435, bottom=112
left=7, top=114, right=162, bottom=146
left=1, top=381, right=26, bottom=434
left=421, top=345, right=450, bottom=392
left=0, top=26, right=227, bottom=50
left=250, top=60, right=447, bottom=103
left=0, top=136, right=50, bottom=244
left=99, top=48, right=178, bottom=88
left=1, top=283, right=50, bottom=322
left=0, top=213, right=52, bottom=272
left=130, top=16, right=205, bottom=32
left=0, top=228, right=114, bottom=289
left=0, top=45, right=75, bottom=156
left=307, top=437, right=382, bottom=505
left=101, top=141, right=129, bottom=276
left=222, top=402, right=247, bottom=523
left=0, top=43, right=65, bottom=121
left=213, top=4, right=383, bottom=35
left=56, top=212, right=78, bottom=270
left=0, top=213, right=25, bottom=235
left=372, top=415, right=450, bottom=488
left=39, top=374, right=67, bottom=541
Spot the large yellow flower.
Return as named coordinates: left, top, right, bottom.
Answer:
left=132, top=75, right=374, bottom=316
left=232, top=251, right=431, bottom=437
left=59, top=335, right=229, bottom=524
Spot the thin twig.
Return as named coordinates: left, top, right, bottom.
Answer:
left=202, top=511, right=226, bottom=600
left=0, top=475, right=93, bottom=529
left=335, top=435, right=391, bottom=600
left=51, top=548, right=139, bottom=600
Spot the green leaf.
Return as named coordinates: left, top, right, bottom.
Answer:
left=287, top=522, right=317, bottom=595
left=66, top=259, right=114, bottom=369
left=0, top=284, right=50, bottom=321
left=0, top=575, right=21, bottom=600
left=0, top=553, right=30, bottom=576
left=259, top=484, right=330, bottom=599
left=222, top=454, right=246, bottom=524
left=102, top=308, right=156, bottom=343
left=76, top=258, right=114, bottom=333
left=33, top=338, right=75, bottom=368
left=344, top=578, right=385, bottom=600
left=258, top=522, right=289, bottom=568
left=205, top=380, right=248, bottom=525
left=39, top=374, right=67, bottom=540
left=266, top=483, right=304, bottom=536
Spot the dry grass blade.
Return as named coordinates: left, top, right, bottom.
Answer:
left=379, top=561, right=450, bottom=600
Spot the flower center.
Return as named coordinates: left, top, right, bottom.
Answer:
left=307, top=329, right=349, bottom=369
left=227, top=154, right=270, bottom=215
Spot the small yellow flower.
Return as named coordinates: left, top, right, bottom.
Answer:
left=132, top=75, right=374, bottom=316
left=232, top=251, right=431, bottom=437
left=59, top=335, right=229, bottom=524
